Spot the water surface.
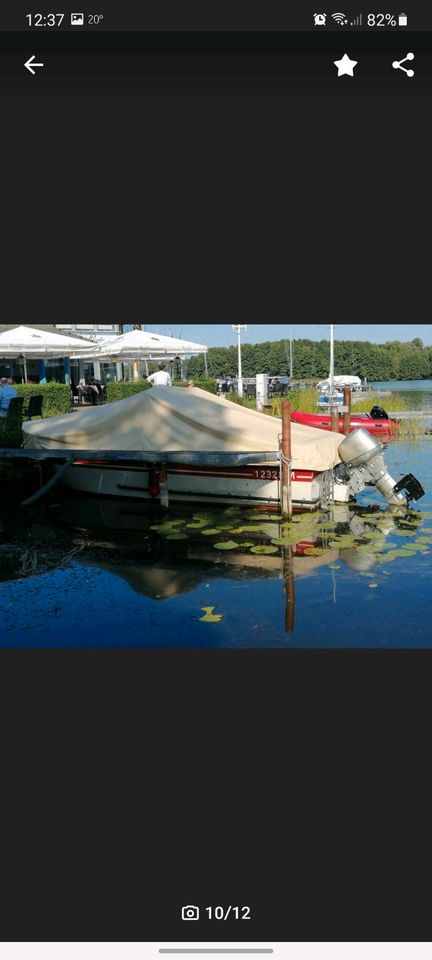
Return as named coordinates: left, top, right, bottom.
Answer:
left=1, top=438, right=431, bottom=648
left=369, top=380, right=432, bottom=411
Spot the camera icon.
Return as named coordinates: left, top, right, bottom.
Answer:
left=181, top=905, right=200, bottom=921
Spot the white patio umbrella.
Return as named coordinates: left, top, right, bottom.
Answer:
left=71, top=327, right=208, bottom=361
left=0, top=325, right=96, bottom=381
left=70, top=327, right=209, bottom=378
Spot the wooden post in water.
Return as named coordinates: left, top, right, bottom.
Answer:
left=281, top=400, right=292, bottom=519
left=282, top=545, right=296, bottom=633
left=330, top=402, right=339, bottom=433
left=343, top=387, right=352, bottom=436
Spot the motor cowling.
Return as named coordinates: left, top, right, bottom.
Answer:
left=337, top=428, right=423, bottom=507
left=370, top=404, right=389, bottom=420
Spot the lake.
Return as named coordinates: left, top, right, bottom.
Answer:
left=369, top=380, right=432, bottom=411
left=1, top=434, right=431, bottom=648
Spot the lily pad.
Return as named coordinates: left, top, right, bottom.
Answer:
left=250, top=545, right=279, bottom=555
left=166, top=533, right=189, bottom=541
left=383, top=548, right=415, bottom=559
left=229, top=525, right=270, bottom=534
left=201, top=528, right=222, bottom=536
left=271, top=535, right=303, bottom=547
left=213, top=541, right=240, bottom=551
left=199, top=607, right=223, bottom=623
left=151, top=524, right=183, bottom=535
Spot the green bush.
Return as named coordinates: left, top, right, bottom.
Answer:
left=174, top=379, right=218, bottom=394
left=105, top=380, right=152, bottom=402
left=15, top=382, right=71, bottom=417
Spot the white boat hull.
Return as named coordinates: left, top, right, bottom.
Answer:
left=57, top=459, right=350, bottom=510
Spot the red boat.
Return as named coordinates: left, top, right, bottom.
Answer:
left=291, top=407, right=400, bottom=440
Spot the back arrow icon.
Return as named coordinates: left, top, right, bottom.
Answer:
left=24, top=55, right=44, bottom=75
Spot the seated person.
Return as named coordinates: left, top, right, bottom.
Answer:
left=0, top=377, right=17, bottom=417
left=88, top=378, right=101, bottom=404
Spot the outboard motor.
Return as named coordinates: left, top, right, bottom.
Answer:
left=370, top=405, right=389, bottom=420
left=337, top=428, right=425, bottom=507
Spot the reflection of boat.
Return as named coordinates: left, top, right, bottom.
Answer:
left=21, top=386, right=422, bottom=511
left=291, top=409, right=400, bottom=440
left=25, top=492, right=424, bottom=639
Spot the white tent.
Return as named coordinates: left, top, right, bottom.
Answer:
left=71, top=328, right=208, bottom=362
left=0, top=325, right=95, bottom=381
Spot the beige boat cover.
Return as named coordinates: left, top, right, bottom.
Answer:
left=22, top=386, right=343, bottom=471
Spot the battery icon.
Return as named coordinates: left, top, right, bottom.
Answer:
left=398, top=12, right=408, bottom=26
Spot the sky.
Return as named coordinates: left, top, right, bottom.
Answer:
left=134, top=324, right=432, bottom=348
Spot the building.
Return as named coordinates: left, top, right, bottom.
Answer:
left=55, top=324, right=122, bottom=338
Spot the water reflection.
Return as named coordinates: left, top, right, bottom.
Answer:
left=0, top=491, right=427, bottom=641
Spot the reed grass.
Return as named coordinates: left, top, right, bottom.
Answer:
left=352, top=394, right=426, bottom=439
left=227, top=389, right=430, bottom=439
left=398, top=418, right=426, bottom=440
left=285, top=387, right=319, bottom=414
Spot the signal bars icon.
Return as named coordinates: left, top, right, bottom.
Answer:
left=350, top=13, right=363, bottom=26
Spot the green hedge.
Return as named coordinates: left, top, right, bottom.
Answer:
left=105, top=380, right=152, bottom=402
left=174, top=379, right=218, bottom=394
left=105, top=380, right=218, bottom=401
left=0, top=403, right=24, bottom=448
left=15, top=382, right=71, bottom=417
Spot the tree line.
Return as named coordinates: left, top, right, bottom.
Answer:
left=186, top=337, right=432, bottom=382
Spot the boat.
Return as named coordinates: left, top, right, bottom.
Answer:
left=316, top=325, right=363, bottom=407
left=20, top=385, right=423, bottom=512
left=291, top=408, right=400, bottom=440
left=317, top=375, right=363, bottom=395
left=317, top=390, right=344, bottom=407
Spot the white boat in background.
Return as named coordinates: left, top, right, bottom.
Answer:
left=317, top=376, right=363, bottom=394
left=21, top=385, right=424, bottom=512
left=316, top=324, right=362, bottom=406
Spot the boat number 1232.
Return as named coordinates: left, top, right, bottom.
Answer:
left=253, top=469, right=279, bottom=480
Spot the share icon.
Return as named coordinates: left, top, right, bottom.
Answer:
left=392, top=52, right=415, bottom=77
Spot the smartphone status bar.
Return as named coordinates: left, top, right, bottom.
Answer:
left=2, top=3, right=432, bottom=31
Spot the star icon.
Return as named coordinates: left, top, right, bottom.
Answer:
left=334, top=53, right=358, bottom=76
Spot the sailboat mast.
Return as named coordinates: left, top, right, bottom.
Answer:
left=289, top=326, right=293, bottom=381
left=329, top=323, right=334, bottom=399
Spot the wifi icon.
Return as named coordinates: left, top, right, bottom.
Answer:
left=332, top=12, right=348, bottom=23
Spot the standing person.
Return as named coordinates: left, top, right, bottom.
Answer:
left=147, top=363, right=172, bottom=387
left=0, top=377, right=17, bottom=417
